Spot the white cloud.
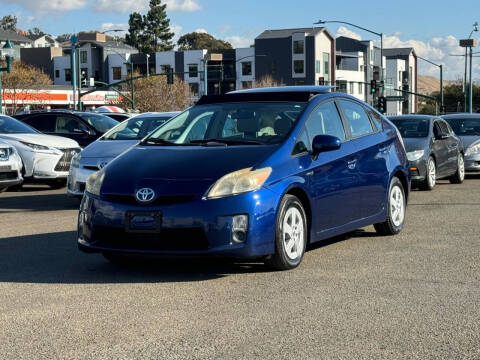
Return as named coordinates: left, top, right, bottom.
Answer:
left=225, top=35, right=253, bottom=49
left=194, top=28, right=207, bottom=34
left=94, top=0, right=200, bottom=13
left=336, top=26, right=362, bottom=41
left=0, top=0, right=86, bottom=12
left=170, top=23, right=183, bottom=45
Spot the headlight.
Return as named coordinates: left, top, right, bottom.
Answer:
left=0, top=147, right=9, bottom=160
left=406, top=150, right=425, bottom=161
left=206, top=167, right=272, bottom=199
left=465, top=143, right=480, bottom=156
left=71, top=153, right=81, bottom=168
left=85, top=168, right=105, bottom=196
left=19, top=141, right=55, bottom=153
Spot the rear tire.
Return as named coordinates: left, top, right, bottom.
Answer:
left=419, top=157, right=436, bottom=191
left=374, top=176, right=406, bottom=236
left=449, top=153, right=465, bottom=184
left=265, top=194, right=307, bottom=270
left=0, top=187, right=7, bottom=193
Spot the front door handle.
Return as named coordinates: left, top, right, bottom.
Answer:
left=347, top=159, right=357, bottom=170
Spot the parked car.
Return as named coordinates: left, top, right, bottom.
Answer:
left=442, top=113, right=480, bottom=172
left=0, top=115, right=81, bottom=189
left=68, top=112, right=180, bottom=197
left=389, top=115, right=465, bottom=190
left=15, top=111, right=118, bottom=147
left=78, top=86, right=410, bottom=270
left=96, top=112, right=132, bottom=122
left=0, top=140, right=23, bottom=192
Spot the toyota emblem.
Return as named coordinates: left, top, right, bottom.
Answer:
left=136, top=188, right=155, bottom=203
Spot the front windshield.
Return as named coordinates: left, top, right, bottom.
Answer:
left=78, top=113, right=118, bottom=133
left=146, top=102, right=307, bottom=145
left=444, top=117, right=480, bottom=136
left=391, top=118, right=430, bottom=138
left=0, top=115, right=38, bottom=134
left=103, top=116, right=172, bottom=140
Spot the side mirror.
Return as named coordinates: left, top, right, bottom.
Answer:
left=311, top=135, right=341, bottom=158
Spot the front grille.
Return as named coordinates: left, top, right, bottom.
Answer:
left=104, top=194, right=195, bottom=206
left=92, top=225, right=209, bottom=251
left=0, top=171, right=17, bottom=180
left=54, top=148, right=80, bottom=172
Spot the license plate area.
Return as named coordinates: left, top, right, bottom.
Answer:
left=125, top=211, right=162, bottom=233
left=0, top=165, right=12, bottom=171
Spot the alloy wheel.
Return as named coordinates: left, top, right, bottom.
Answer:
left=282, top=207, right=305, bottom=261
left=390, top=185, right=405, bottom=227
left=428, top=159, right=436, bottom=188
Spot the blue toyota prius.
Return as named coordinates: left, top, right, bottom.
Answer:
left=78, top=86, right=410, bottom=270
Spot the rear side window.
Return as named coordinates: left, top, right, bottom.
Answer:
left=22, top=114, right=56, bottom=132
left=55, top=115, right=88, bottom=134
left=368, top=109, right=383, bottom=130
left=338, top=100, right=373, bottom=138
left=305, top=101, right=346, bottom=141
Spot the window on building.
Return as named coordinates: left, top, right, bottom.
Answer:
left=242, top=81, right=253, bottom=89
left=80, top=50, right=87, bottom=64
left=370, top=49, right=374, bottom=61
left=336, top=80, right=347, bottom=93
left=349, top=82, right=355, bottom=94
left=55, top=70, right=59, bottom=78
left=188, top=64, right=198, bottom=78
left=241, top=62, right=252, bottom=76
left=399, top=71, right=402, bottom=82
left=293, top=40, right=304, bottom=54
left=293, top=60, right=304, bottom=74
left=161, top=65, right=171, bottom=74
left=315, top=60, right=321, bottom=73
left=358, top=82, right=363, bottom=94
left=65, top=69, right=71, bottom=82
left=323, top=53, right=330, bottom=78
left=112, top=67, right=122, bottom=81
left=189, top=82, right=199, bottom=96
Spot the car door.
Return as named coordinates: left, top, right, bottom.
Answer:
left=54, top=115, right=91, bottom=147
left=20, top=114, right=56, bottom=134
left=432, top=120, right=450, bottom=177
left=301, top=100, right=360, bottom=232
left=438, top=119, right=459, bottom=174
left=337, top=100, right=389, bottom=219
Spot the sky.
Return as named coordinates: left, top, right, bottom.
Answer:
left=1, top=0, right=480, bottom=81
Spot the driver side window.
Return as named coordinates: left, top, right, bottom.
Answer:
left=305, top=101, right=346, bottom=141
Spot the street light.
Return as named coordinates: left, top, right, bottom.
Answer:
left=0, top=40, right=13, bottom=114
left=416, top=55, right=444, bottom=112
left=315, top=20, right=384, bottom=96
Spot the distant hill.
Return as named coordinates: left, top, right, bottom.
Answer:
left=418, top=75, right=457, bottom=95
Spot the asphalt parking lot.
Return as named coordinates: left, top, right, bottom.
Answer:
left=1, top=177, right=480, bottom=359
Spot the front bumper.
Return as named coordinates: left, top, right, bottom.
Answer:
left=0, top=152, right=23, bottom=188
left=78, top=188, right=280, bottom=259
left=23, top=148, right=80, bottom=181
left=465, top=153, right=480, bottom=172
left=67, top=165, right=94, bottom=196
left=408, top=158, right=427, bottom=182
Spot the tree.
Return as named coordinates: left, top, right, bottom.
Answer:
left=28, top=27, right=46, bottom=37
left=56, top=33, right=73, bottom=43
left=177, top=32, right=232, bottom=51
left=254, top=75, right=283, bottom=88
left=145, top=0, right=174, bottom=52
left=1, top=61, right=53, bottom=115
left=0, top=15, right=17, bottom=31
left=118, top=72, right=193, bottom=112
left=125, top=0, right=174, bottom=53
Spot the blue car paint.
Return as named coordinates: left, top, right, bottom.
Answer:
left=78, top=90, right=409, bottom=258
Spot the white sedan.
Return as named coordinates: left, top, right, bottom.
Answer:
left=0, top=115, right=81, bottom=189
left=0, top=140, right=23, bottom=192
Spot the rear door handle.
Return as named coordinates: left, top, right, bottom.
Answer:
left=347, top=159, right=357, bottom=170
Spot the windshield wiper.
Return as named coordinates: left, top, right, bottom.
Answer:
left=189, top=138, right=263, bottom=146
left=141, top=138, right=179, bottom=146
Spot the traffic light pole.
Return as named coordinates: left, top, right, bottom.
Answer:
left=416, top=55, right=444, bottom=112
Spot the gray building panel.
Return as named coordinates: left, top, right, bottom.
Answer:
left=255, top=37, right=292, bottom=85
left=305, top=36, right=315, bottom=85
left=175, top=51, right=184, bottom=80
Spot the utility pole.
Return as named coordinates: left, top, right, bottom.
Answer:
left=0, top=40, right=13, bottom=114
left=460, top=37, right=477, bottom=113
left=469, top=46, right=473, bottom=113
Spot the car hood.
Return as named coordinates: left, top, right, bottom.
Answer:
left=0, top=133, right=80, bottom=149
left=402, top=137, right=429, bottom=153
left=101, top=145, right=277, bottom=196
left=457, top=135, right=480, bottom=149
left=81, top=139, right=138, bottom=159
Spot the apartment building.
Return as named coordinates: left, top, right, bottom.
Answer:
left=335, top=51, right=365, bottom=101
left=0, top=30, right=32, bottom=59
left=254, top=27, right=335, bottom=86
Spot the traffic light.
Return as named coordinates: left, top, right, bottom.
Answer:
left=167, top=68, right=174, bottom=84
left=370, top=80, right=378, bottom=94
left=318, top=77, right=325, bottom=85
left=378, top=96, right=387, bottom=114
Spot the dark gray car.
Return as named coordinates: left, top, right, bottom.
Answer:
left=389, top=115, right=464, bottom=190
left=442, top=113, right=480, bottom=172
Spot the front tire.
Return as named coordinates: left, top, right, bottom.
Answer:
left=374, top=176, right=406, bottom=236
left=265, top=194, right=307, bottom=270
left=419, top=157, right=436, bottom=191
left=449, top=153, right=465, bottom=184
